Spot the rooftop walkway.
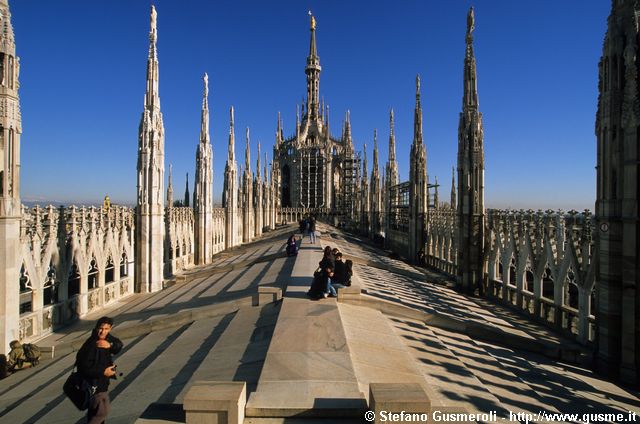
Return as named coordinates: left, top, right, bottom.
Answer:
left=0, top=224, right=638, bottom=423
left=320, top=229, right=585, bottom=349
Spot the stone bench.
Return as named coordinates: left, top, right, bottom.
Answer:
left=337, top=273, right=363, bottom=301
left=183, top=381, right=246, bottom=424
left=368, top=383, right=475, bottom=424
left=337, top=284, right=362, bottom=301
left=252, top=286, right=283, bottom=306
left=39, top=345, right=55, bottom=359
left=369, top=383, right=430, bottom=424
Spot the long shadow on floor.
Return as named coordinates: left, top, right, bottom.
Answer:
left=233, top=303, right=282, bottom=394
left=156, top=313, right=237, bottom=403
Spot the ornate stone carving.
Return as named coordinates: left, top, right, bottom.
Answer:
left=120, top=279, right=129, bottom=296
left=43, top=308, right=52, bottom=331
left=88, top=290, right=99, bottom=311
left=68, top=297, right=79, bottom=320
left=105, top=286, right=112, bottom=304
left=18, top=316, right=33, bottom=340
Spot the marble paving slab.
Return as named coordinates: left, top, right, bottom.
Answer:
left=246, top=242, right=366, bottom=416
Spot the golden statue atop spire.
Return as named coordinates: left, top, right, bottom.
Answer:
left=308, top=10, right=316, bottom=30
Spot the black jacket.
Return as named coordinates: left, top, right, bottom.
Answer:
left=333, top=260, right=347, bottom=284
left=319, top=256, right=334, bottom=279
left=76, top=330, right=123, bottom=393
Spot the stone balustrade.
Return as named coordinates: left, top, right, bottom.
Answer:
left=17, top=204, right=135, bottom=343
left=486, top=209, right=595, bottom=344
left=183, top=381, right=246, bottom=424
left=385, top=207, right=595, bottom=345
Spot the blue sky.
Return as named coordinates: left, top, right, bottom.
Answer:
left=13, top=0, right=608, bottom=210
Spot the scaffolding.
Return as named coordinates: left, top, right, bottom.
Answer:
left=297, top=148, right=325, bottom=208
left=388, top=181, right=410, bottom=232
left=338, top=151, right=361, bottom=223
left=427, top=179, right=440, bottom=209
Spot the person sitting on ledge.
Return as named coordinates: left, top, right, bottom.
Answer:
left=286, top=233, right=298, bottom=256
left=307, top=246, right=336, bottom=299
left=332, top=251, right=352, bottom=288
left=320, top=245, right=336, bottom=297
left=7, top=341, right=32, bottom=372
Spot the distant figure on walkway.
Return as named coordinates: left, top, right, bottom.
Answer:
left=286, top=233, right=298, bottom=256
left=417, top=248, right=426, bottom=267
left=309, top=217, right=317, bottom=244
left=299, top=218, right=307, bottom=234
left=76, top=316, right=123, bottom=424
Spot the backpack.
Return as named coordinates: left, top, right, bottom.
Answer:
left=344, top=260, right=353, bottom=286
left=307, top=274, right=326, bottom=299
left=22, top=343, right=41, bottom=366
left=63, top=370, right=96, bottom=410
left=345, top=260, right=353, bottom=277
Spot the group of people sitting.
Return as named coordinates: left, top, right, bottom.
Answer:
left=307, top=246, right=353, bottom=300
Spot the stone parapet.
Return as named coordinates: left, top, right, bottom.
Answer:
left=252, top=286, right=282, bottom=306
left=369, top=383, right=430, bottom=424
left=183, top=381, right=246, bottom=424
left=14, top=205, right=135, bottom=346
left=337, top=284, right=362, bottom=302
left=485, top=209, right=595, bottom=345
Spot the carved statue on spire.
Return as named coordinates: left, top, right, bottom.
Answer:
left=203, top=72, right=209, bottom=99
left=150, top=5, right=157, bottom=41
left=467, top=7, right=475, bottom=41
left=151, top=6, right=157, bottom=29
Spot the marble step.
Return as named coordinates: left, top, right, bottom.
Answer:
left=246, top=380, right=366, bottom=418
left=135, top=407, right=366, bottom=424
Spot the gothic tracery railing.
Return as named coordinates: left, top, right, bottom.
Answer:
left=486, top=209, right=595, bottom=344
left=422, top=208, right=595, bottom=345
left=425, top=207, right=457, bottom=275
left=19, top=204, right=135, bottom=342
